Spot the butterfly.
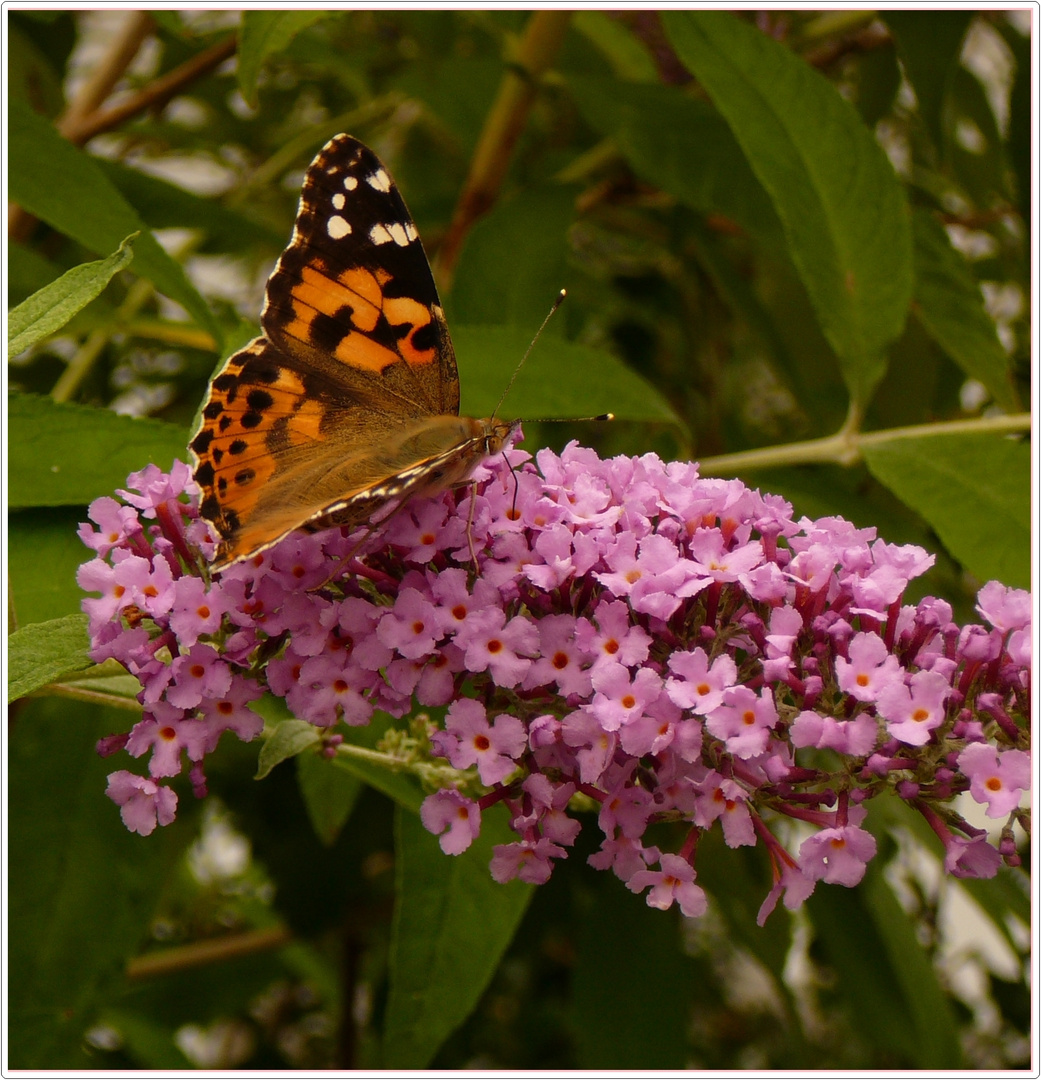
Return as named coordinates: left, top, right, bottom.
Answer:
left=190, top=134, right=519, bottom=571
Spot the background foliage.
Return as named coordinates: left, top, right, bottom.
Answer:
left=7, top=9, right=1032, bottom=1069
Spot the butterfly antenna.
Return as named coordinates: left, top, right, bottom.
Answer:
left=491, top=289, right=567, bottom=419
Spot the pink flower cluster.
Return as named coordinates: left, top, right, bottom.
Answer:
left=78, top=443, right=1031, bottom=923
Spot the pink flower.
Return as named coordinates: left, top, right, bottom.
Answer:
left=958, top=743, right=1031, bottom=818
left=105, top=771, right=178, bottom=836
left=834, top=632, right=904, bottom=702
left=666, top=648, right=737, bottom=714
left=420, top=790, right=481, bottom=855
left=799, top=818, right=877, bottom=887
left=490, top=838, right=566, bottom=884
left=431, top=698, right=527, bottom=786
left=876, top=669, right=951, bottom=746
left=627, top=854, right=708, bottom=918
left=705, top=685, right=777, bottom=759
left=79, top=451, right=1030, bottom=923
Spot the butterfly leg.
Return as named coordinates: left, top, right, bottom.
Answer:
left=465, top=479, right=480, bottom=572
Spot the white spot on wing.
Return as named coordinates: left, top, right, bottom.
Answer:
left=344, top=176, right=358, bottom=190
left=369, top=223, right=393, bottom=245
left=405, top=222, right=418, bottom=241
left=328, top=215, right=351, bottom=239
left=366, top=168, right=391, bottom=192
left=332, top=192, right=345, bottom=210
left=388, top=222, right=409, bottom=246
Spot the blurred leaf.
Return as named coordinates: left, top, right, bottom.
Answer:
left=451, top=185, right=577, bottom=330
left=572, top=12, right=658, bottom=82
left=1001, top=21, right=1031, bottom=221
left=297, top=751, right=362, bottom=846
left=255, top=719, right=319, bottom=779
left=664, top=12, right=914, bottom=403
left=10, top=508, right=94, bottom=625
left=454, top=325, right=679, bottom=425
left=8, top=393, right=190, bottom=508
left=99, top=1009, right=195, bottom=1070
left=9, top=242, right=66, bottom=304
left=862, top=430, right=1029, bottom=588
left=948, top=65, right=1011, bottom=205
left=8, top=98, right=220, bottom=341
left=568, top=76, right=786, bottom=252
left=8, top=699, right=185, bottom=1068
left=8, top=234, right=137, bottom=360
left=911, top=209, right=1017, bottom=411
left=7, top=20, right=66, bottom=115
left=884, top=11, right=972, bottom=156
left=238, top=11, right=329, bottom=106
left=853, top=41, right=901, bottom=128
left=96, top=158, right=282, bottom=251
left=807, top=867, right=962, bottom=1068
left=572, top=883, right=691, bottom=1068
left=7, top=614, right=92, bottom=703
left=383, top=805, right=532, bottom=1068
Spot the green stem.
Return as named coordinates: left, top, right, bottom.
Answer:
left=699, top=412, right=1031, bottom=475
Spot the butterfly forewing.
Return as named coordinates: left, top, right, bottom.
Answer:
left=190, top=134, right=508, bottom=570
left=262, top=135, right=459, bottom=418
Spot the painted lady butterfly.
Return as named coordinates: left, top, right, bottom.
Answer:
left=190, top=134, right=518, bottom=570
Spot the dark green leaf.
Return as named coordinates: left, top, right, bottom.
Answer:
left=297, top=751, right=363, bottom=846
left=8, top=393, right=190, bottom=508
left=884, top=11, right=972, bottom=156
left=8, top=234, right=137, bottom=360
left=96, top=158, right=282, bottom=251
left=454, top=325, right=679, bottom=425
left=8, top=98, right=219, bottom=341
left=567, top=75, right=786, bottom=252
left=255, top=719, right=320, bottom=780
left=911, top=209, right=1017, bottom=411
left=383, top=805, right=532, bottom=1068
left=8, top=698, right=185, bottom=1068
left=572, top=12, right=658, bottom=82
left=663, top=12, right=914, bottom=402
left=572, top=883, right=691, bottom=1068
left=238, top=11, right=329, bottom=106
left=807, top=867, right=962, bottom=1068
left=451, top=185, right=577, bottom=330
left=7, top=614, right=92, bottom=703
left=10, top=507, right=95, bottom=625
left=862, top=430, right=1029, bottom=588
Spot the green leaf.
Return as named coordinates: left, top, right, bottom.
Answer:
left=96, top=157, right=282, bottom=251
left=911, top=209, right=1017, bottom=411
left=10, top=507, right=97, bottom=625
left=451, top=185, right=578, bottom=330
left=8, top=98, right=219, bottom=342
left=7, top=614, right=92, bottom=703
left=8, top=393, right=190, bottom=508
left=572, top=882, right=692, bottom=1068
left=808, top=866, right=962, bottom=1068
left=862, top=430, right=1029, bottom=588
left=572, top=12, right=658, bottom=82
left=8, top=698, right=187, bottom=1068
left=884, top=11, right=972, bottom=156
left=238, top=11, right=329, bottom=106
left=454, top=325, right=679, bottom=425
left=663, top=11, right=913, bottom=403
left=255, top=719, right=320, bottom=780
left=8, top=234, right=137, bottom=360
left=383, top=805, right=532, bottom=1068
left=297, top=751, right=362, bottom=846
left=567, top=76, right=786, bottom=252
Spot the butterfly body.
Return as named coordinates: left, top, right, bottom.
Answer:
left=190, top=135, right=515, bottom=570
